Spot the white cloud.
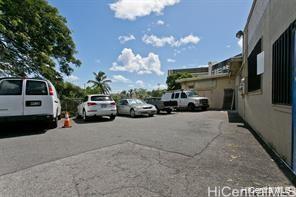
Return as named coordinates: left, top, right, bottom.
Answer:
left=142, top=34, right=200, bottom=48
left=110, top=48, right=164, bottom=76
left=226, top=45, right=231, bottom=48
left=109, top=0, right=180, bottom=21
left=95, top=59, right=101, bottom=64
left=238, top=37, right=243, bottom=48
left=167, top=58, right=176, bottom=63
left=65, top=75, right=79, bottom=82
left=118, top=34, right=136, bottom=44
left=136, top=80, right=145, bottom=87
left=112, top=75, right=131, bottom=83
left=156, top=20, right=165, bottom=25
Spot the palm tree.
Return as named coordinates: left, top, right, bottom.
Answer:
left=128, top=89, right=133, bottom=98
left=87, top=71, right=111, bottom=94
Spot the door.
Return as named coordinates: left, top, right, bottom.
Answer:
left=223, top=89, right=235, bottom=110
left=118, top=100, right=129, bottom=114
left=293, top=29, right=296, bottom=170
left=24, top=79, right=52, bottom=116
left=0, top=79, right=24, bottom=116
left=179, top=92, right=188, bottom=107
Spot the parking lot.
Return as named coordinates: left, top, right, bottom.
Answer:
left=0, top=111, right=292, bottom=196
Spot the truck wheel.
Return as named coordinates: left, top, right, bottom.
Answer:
left=49, top=113, right=58, bottom=129
left=156, top=106, right=160, bottom=114
left=201, top=107, right=208, bottom=111
left=188, top=103, right=195, bottom=111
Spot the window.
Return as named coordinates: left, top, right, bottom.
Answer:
left=0, top=80, right=23, bottom=95
left=174, top=93, right=180, bottom=99
left=248, top=38, right=262, bottom=92
left=120, top=100, right=128, bottom=105
left=26, top=80, right=48, bottom=95
left=272, top=22, right=294, bottom=105
left=91, top=96, right=112, bottom=101
left=171, top=93, right=174, bottom=99
left=181, top=92, right=187, bottom=98
left=128, top=99, right=145, bottom=104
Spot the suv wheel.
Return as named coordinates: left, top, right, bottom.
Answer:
left=110, top=115, right=116, bottom=120
left=83, top=110, right=88, bottom=121
left=130, top=109, right=136, bottom=118
left=188, top=103, right=195, bottom=111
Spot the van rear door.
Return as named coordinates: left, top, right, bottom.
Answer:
left=23, top=79, right=53, bottom=116
left=0, top=79, right=24, bottom=117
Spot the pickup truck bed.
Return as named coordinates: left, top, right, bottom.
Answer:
left=144, top=98, right=177, bottom=114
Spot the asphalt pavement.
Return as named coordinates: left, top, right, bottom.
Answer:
left=0, top=111, right=292, bottom=196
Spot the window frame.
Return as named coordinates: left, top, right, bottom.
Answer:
left=271, top=22, right=294, bottom=106
left=247, top=38, right=263, bottom=93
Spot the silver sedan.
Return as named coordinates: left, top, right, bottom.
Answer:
left=117, top=99, right=157, bottom=118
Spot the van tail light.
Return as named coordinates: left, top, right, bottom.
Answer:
left=110, top=102, right=116, bottom=106
left=87, top=102, right=97, bottom=106
left=49, top=85, right=54, bottom=96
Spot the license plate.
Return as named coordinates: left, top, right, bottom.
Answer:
left=26, top=101, right=41, bottom=107
left=101, top=104, right=107, bottom=108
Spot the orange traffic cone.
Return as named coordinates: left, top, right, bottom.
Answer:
left=63, top=112, right=72, bottom=128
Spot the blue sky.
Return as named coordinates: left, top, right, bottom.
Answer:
left=48, top=0, right=252, bottom=92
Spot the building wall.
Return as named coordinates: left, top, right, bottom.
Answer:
left=238, top=0, right=296, bottom=164
left=181, top=76, right=236, bottom=109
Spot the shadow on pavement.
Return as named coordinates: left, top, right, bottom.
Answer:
left=0, top=122, right=47, bottom=139
left=226, top=110, right=296, bottom=185
left=227, top=111, right=244, bottom=123
left=155, top=111, right=177, bottom=116
left=73, top=116, right=114, bottom=124
left=116, top=114, right=154, bottom=119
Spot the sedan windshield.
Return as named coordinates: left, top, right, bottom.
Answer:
left=186, top=91, right=199, bottom=97
left=128, top=99, right=146, bottom=105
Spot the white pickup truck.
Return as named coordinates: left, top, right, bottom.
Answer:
left=161, top=90, right=209, bottom=111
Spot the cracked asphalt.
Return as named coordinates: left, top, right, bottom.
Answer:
left=0, top=111, right=292, bottom=196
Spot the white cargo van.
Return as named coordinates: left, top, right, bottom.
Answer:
left=0, top=78, right=61, bottom=128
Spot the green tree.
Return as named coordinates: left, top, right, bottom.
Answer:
left=87, top=71, right=111, bottom=94
left=151, top=89, right=166, bottom=97
left=166, top=72, right=192, bottom=90
left=59, top=82, right=85, bottom=99
left=0, top=0, right=81, bottom=81
left=134, top=88, right=149, bottom=99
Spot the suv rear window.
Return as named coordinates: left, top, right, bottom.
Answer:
left=91, top=96, right=112, bottom=101
left=0, top=80, right=23, bottom=95
left=26, top=80, right=48, bottom=95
